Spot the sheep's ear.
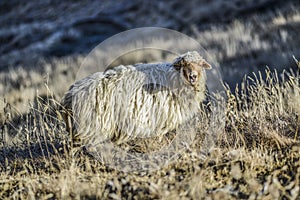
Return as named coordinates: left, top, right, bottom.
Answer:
left=172, top=57, right=185, bottom=71
left=200, top=60, right=212, bottom=69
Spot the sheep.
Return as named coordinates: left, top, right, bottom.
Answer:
left=61, top=51, right=211, bottom=147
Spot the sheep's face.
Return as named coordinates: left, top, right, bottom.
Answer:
left=182, top=62, right=204, bottom=86
left=172, top=52, right=211, bottom=87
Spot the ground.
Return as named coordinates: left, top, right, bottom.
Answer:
left=0, top=0, right=300, bottom=199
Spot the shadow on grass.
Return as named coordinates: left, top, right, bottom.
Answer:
left=0, top=140, right=67, bottom=169
left=0, top=95, right=74, bottom=171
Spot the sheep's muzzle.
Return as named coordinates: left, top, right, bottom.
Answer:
left=188, top=72, right=198, bottom=85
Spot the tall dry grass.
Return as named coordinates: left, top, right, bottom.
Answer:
left=0, top=63, right=299, bottom=198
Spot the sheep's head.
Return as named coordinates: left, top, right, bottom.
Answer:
left=172, top=51, right=211, bottom=87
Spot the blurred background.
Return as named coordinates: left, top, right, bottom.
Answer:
left=0, top=0, right=299, bottom=114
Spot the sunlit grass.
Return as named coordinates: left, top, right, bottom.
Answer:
left=0, top=63, right=299, bottom=198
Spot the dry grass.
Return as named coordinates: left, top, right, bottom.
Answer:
left=0, top=1, right=299, bottom=199
left=1, top=64, right=299, bottom=199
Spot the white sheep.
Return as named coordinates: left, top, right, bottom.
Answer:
left=61, top=51, right=211, bottom=146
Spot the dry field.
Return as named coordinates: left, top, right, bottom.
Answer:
left=1, top=67, right=300, bottom=199
left=1, top=0, right=300, bottom=199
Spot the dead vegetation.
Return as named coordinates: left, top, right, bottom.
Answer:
left=0, top=66, right=299, bottom=199
left=0, top=1, right=299, bottom=199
